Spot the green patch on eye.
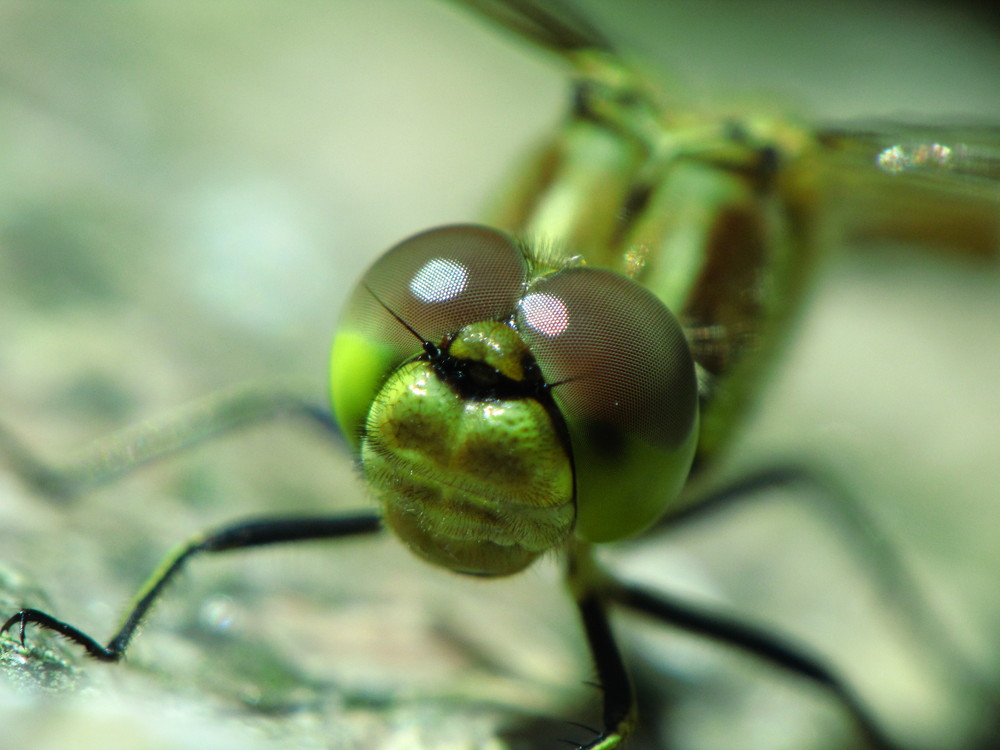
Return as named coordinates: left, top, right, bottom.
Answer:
left=329, top=330, right=399, bottom=451
left=570, top=408, right=699, bottom=543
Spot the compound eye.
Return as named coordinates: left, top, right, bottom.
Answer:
left=347, top=224, right=527, bottom=353
left=517, top=267, right=698, bottom=450
left=331, top=225, right=529, bottom=443
left=516, top=266, right=699, bottom=542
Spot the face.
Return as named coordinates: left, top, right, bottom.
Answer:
left=0, top=2, right=998, bottom=750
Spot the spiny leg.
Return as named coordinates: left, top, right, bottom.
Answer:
left=662, top=463, right=987, bottom=693
left=564, top=543, right=636, bottom=750
left=0, top=381, right=340, bottom=500
left=2, top=512, right=381, bottom=661
left=605, top=577, right=904, bottom=750
left=665, top=465, right=914, bottom=603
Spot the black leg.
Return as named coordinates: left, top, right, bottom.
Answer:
left=2, top=511, right=382, bottom=661
left=666, top=465, right=907, bottom=587
left=565, top=543, right=636, bottom=750
left=605, top=577, right=904, bottom=750
left=663, top=463, right=984, bottom=688
left=0, top=382, right=342, bottom=500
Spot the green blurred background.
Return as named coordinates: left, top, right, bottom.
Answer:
left=1, top=1, right=998, bottom=749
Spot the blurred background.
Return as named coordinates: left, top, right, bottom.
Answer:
left=1, top=1, right=998, bottom=749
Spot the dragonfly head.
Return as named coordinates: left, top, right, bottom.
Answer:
left=330, top=225, right=700, bottom=576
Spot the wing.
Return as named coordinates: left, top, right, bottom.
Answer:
left=449, top=0, right=614, bottom=57
left=812, top=122, right=999, bottom=259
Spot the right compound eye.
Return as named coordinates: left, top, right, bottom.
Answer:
left=329, top=224, right=530, bottom=445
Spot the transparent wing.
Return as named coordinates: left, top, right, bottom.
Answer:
left=820, top=120, right=1000, bottom=193
left=816, top=121, right=1000, bottom=258
left=453, top=1, right=1000, bottom=261
left=449, top=0, right=614, bottom=57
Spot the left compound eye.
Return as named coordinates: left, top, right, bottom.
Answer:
left=515, top=267, right=699, bottom=542
left=517, top=267, right=697, bottom=449
left=330, top=225, right=529, bottom=444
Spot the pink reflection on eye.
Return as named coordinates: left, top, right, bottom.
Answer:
left=518, top=292, right=569, bottom=337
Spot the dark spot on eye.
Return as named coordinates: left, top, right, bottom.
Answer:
left=583, top=420, right=625, bottom=461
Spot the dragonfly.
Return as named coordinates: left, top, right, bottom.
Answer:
left=1, top=2, right=998, bottom=749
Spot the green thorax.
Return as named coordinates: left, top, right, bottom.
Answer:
left=484, top=50, right=824, bottom=472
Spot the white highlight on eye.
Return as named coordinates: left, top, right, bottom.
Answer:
left=519, top=292, right=569, bottom=337
left=409, top=257, right=469, bottom=302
